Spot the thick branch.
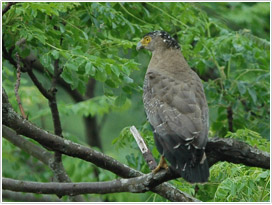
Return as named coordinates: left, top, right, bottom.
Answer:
left=2, top=89, right=197, bottom=202
left=206, top=137, right=270, bottom=169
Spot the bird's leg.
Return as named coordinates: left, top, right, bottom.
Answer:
left=152, top=155, right=168, bottom=174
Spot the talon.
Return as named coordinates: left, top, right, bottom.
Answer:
left=152, top=156, right=168, bottom=174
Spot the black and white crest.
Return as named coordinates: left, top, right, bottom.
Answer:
left=144, top=30, right=180, bottom=49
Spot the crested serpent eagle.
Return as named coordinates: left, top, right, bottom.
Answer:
left=136, top=31, right=209, bottom=183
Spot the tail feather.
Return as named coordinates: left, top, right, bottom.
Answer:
left=181, top=157, right=209, bottom=183
left=154, top=133, right=209, bottom=183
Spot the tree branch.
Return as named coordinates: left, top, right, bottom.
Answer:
left=2, top=190, right=62, bottom=202
left=206, top=137, right=270, bottom=169
left=3, top=126, right=53, bottom=166
left=26, top=68, right=52, bottom=99
left=2, top=88, right=198, bottom=202
left=14, top=52, right=27, bottom=119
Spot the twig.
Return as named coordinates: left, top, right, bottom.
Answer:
left=14, top=53, right=27, bottom=119
left=130, top=126, right=157, bottom=170
left=2, top=2, right=17, bottom=16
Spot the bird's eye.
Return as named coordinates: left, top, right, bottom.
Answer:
left=145, top=36, right=151, bottom=43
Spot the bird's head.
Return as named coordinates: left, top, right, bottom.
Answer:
left=136, top=30, right=180, bottom=52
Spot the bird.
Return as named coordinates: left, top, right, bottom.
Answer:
left=136, top=30, right=209, bottom=183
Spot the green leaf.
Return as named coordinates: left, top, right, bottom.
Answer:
left=111, top=65, right=120, bottom=77
left=123, top=75, right=134, bottom=84
left=95, top=67, right=107, bottom=82
left=61, top=69, right=73, bottom=85
left=59, top=24, right=65, bottom=33
left=248, top=88, right=257, bottom=104
left=85, top=62, right=96, bottom=76
left=40, top=53, right=52, bottom=66
left=51, top=50, right=59, bottom=60
left=83, top=31, right=88, bottom=40
left=66, top=62, right=78, bottom=71
left=34, top=33, right=46, bottom=44
left=115, top=94, right=126, bottom=107
left=237, top=82, right=246, bottom=95
left=105, top=79, right=117, bottom=88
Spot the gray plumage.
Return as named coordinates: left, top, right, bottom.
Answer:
left=137, top=31, right=209, bottom=183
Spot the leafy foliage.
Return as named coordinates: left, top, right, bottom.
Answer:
left=2, top=2, right=270, bottom=202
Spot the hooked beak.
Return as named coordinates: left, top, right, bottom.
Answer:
left=136, top=41, right=144, bottom=51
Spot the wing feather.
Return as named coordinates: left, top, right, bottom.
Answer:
left=143, top=70, right=208, bottom=148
